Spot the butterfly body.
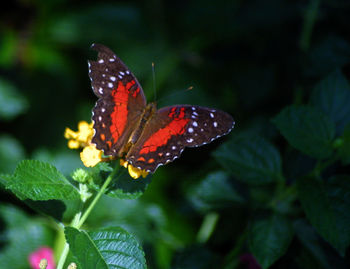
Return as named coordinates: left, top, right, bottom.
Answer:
left=89, top=44, right=234, bottom=173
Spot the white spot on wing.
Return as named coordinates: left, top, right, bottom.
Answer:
left=192, top=121, right=198, bottom=127
left=156, top=162, right=164, bottom=169
left=108, top=82, right=113, bottom=88
left=126, top=70, right=130, bottom=75
left=210, top=112, right=215, bottom=118
left=188, top=127, right=194, bottom=133
left=109, top=58, right=115, bottom=62
left=98, top=59, right=104, bottom=64
left=187, top=138, right=193, bottom=143
left=119, top=71, right=125, bottom=76
left=99, top=87, right=103, bottom=94
left=213, top=122, right=218, bottom=127
left=110, top=76, right=116, bottom=81
left=172, top=146, right=176, bottom=150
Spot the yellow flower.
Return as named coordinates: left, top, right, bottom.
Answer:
left=120, top=159, right=149, bottom=179
left=65, top=121, right=103, bottom=167
left=119, top=159, right=128, bottom=168
left=65, top=121, right=149, bottom=179
left=64, top=121, right=94, bottom=149
left=80, top=145, right=103, bottom=167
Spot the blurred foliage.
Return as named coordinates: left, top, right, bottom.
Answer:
left=1, top=0, right=350, bottom=268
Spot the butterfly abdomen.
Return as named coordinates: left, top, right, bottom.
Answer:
left=126, top=103, right=157, bottom=145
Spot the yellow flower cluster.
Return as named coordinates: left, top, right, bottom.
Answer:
left=120, top=159, right=148, bottom=179
left=64, top=121, right=148, bottom=179
left=64, top=121, right=102, bottom=167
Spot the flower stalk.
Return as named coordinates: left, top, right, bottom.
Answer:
left=56, top=165, right=119, bottom=269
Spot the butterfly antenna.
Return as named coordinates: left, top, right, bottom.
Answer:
left=156, top=86, right=194, bottom=104
left=152, top=62, right=157, bottom=101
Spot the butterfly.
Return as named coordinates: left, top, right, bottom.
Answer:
left=88, top=43, right=235, bottom=173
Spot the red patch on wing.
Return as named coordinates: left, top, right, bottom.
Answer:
left=137, top=156, right=146, bottom=162
left=109, top=80, right=136, bottom=142
left=139, top=119, right=189, bottom=155
left=178, top=107, right=185, bottom=118
left=132, top=88, right=140, bottom=98
left=168, top=107, right=176, bottom=118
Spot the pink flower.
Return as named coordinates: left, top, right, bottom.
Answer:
left=240, top=253, right=261, bottom=269
left=29, top=246, right=55, bottom=269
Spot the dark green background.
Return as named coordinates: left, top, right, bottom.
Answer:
left=1, top=0, right=350, bottom=268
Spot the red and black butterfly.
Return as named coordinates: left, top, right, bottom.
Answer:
left=88, top=44, right=234, bottom=173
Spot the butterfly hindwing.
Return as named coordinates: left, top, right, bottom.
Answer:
left=89, top=43, right=147, bottom=156
left=126, top=105, right=235, bottom=172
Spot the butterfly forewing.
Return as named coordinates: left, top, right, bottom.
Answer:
left=126, top=105, right=235, bottom=172
left=89, top=43, right=147, bottom=156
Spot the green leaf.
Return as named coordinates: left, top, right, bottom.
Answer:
left=0, top=173, right=7, bottom=188
left=0, top=173, right=26, bottom=200
left=65, top=226, right=146, bottom=269
left=0, top=135, right=25, bottom=174
left=25, top=199, right=82, bottom=223
left=297, top=175, right=350, bottom=256
left=188, top=171, right=243, bottom=212
left=293, top=219, right=333, bottom=269
left=0, top=204, right=54, bottom=268
left=4, top=160, right=80, bottom=201
left=213, top=136, right=282, bottom=184
left=0, top=78, right=28, bottom=120
left=106, top=168, right=151, bottom=199
left=272, top=105, right=335, bottom=159
left=310, top=69, right=350, bottom=134
left=303, top=35, right=350, bottom=77
left=248, top=214, right=294, bottom=269
left=1, top=173, right=82, bottom=222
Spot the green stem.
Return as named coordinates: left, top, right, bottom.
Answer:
left=77, top=167, right=118, bottom=228
left=299, top=0, right=320, bottom=52
left=56, top=243, right=69, bottom=269
left=56, top=213, right=81, bottom=269
left=313, top=154, right=339, bottom=177
left=56, top=166, right=119, bottom=268
left=196, top=212, right=219, bottom=243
